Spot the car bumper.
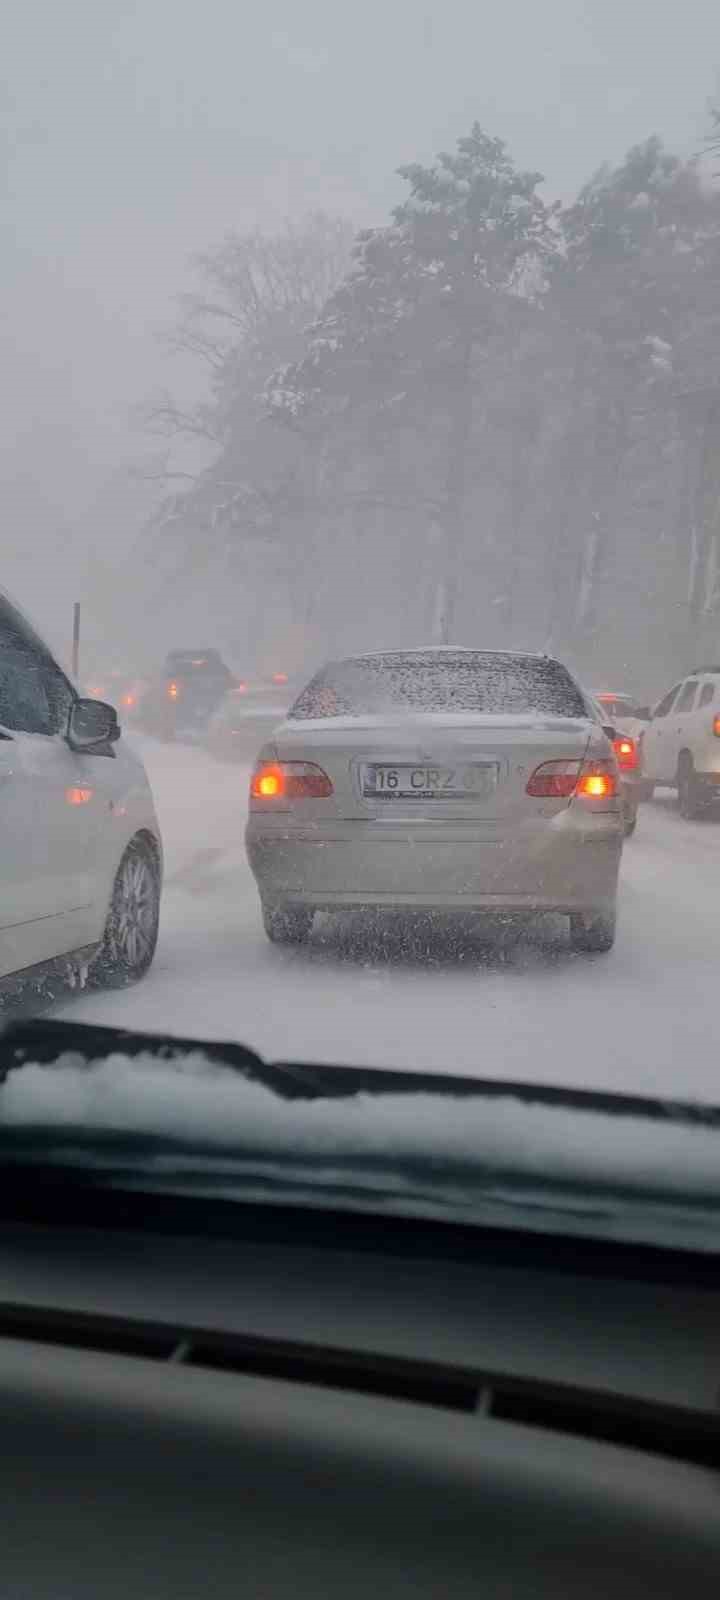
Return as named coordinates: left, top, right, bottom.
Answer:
left=245, top=811, right=623, bottom=915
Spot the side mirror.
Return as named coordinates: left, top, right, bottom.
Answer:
left=601, top=724, right=617, bottom=742
left=67, top=698, right=120, bottom=753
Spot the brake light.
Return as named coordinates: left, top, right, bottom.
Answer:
left=251, top=761, right=334, bottom=800
left=65, top=786, right=93, bottom=806
left=121, top=692, right=136, bottom=708
left=613, top=735, right=638, bottom=771
left=714, top=715, right=720, bottom=737
left=526, top=758, right=618, bottom=801
left=255, top=767, right=283, bottom=797
left=526, top=761, right=581, bottom=798
left=272, top=672, right=289, bottom=684
left=167, top=680, right=180, bottom=700
left=576, top=761, right=618, bottom=799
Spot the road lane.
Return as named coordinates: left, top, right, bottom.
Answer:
left=61, top=738, right=720, bottom=1100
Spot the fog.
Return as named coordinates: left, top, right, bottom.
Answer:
left=3, top=0, right=718, bottom=675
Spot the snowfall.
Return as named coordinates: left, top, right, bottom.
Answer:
left=43, top=733, right=716, bottom=1106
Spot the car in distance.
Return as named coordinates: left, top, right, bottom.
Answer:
left=139, top=649, right=236, bottom=742
left=594, top=691, right=654, bottom=804
left=246, top=648, right=624, bottom=954
left=84, top=667, right=147, bottom=725
left=0, top=589, right=163, bottom=994
left=640, top=667, right=720, bottom=817
left=589, top=698, right=644, bottom=836
left=593, top=692, right=651, bottom=740
left=206, top=676, right=299, bottom=763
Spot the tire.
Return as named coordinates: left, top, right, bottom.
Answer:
left=569, top=909, right=616, bottom=954
left=262, top=902, right=314, bottom=945
left=90, top=837, right=161, bottom=988
left=677, top=755, right=701, bottom=820
left=624, top=811, right=637, bottom=838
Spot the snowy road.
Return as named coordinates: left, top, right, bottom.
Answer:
left=61, top=737, right=719, bottom=1101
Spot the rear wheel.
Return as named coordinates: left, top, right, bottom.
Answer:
left=677, top=754, right=701, bottom=820
left=623, top=809, right=637, bottom=838
left=90, top=837, right=161, bottom=988
left=262, top=902, right=314, bottom=945
left=569, top=909, right=616, bottom=954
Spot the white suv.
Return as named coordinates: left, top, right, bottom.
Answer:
left=0, top=589, right=163, bottom=992
left=641, top=667, right=720, bottom=817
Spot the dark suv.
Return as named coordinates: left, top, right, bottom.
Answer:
left=141, top=650, right=237, bottom=740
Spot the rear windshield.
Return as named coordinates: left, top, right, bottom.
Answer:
left=289, top=652, right=587, bottom=720
left=596, top=695, right=643, bottom=719
left=166, top=652, right=231, bottom=680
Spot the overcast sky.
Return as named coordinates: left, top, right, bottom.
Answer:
left=2, top=0, right=719, bottom=631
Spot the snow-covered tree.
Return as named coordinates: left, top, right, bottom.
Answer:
left=269, top=125, right=558, bottom=639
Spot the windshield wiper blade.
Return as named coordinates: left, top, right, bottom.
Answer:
left=4, top=1018, right=720, bottom=1124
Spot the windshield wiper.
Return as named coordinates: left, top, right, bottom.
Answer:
left=4, top=1018, right=720, bottom=1124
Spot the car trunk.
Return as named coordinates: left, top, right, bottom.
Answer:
left=273, top=714, right=592, bottom=824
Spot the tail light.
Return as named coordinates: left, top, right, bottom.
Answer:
left=121, top=692, right=136, bottom=709
left=65, top=786, right=93, bottom=806
left=714, top=715, right=720, bottom=737
left=575, top=761, right=618, bottom=799
left=251, top=761, right=334, bottom=800
left=526, top=761, right=582, bottom=798
left=613, top=735, right=638, bottom=772
left=167, top=680, right=180, bottom=700
left=272, top=672, right=289, bottom=684
left=527, top=759, right=618, bottom=801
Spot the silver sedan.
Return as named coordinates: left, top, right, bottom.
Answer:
left=245, top=649, right=624, bottom=953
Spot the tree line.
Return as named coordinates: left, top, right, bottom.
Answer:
left=142, top=116, right=720, bottom=694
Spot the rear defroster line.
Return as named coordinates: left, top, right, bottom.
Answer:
left=0, top=1299, right=718, bottom=1472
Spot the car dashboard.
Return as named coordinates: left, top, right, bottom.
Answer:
left=1, top=1189, right=719, bottom=1598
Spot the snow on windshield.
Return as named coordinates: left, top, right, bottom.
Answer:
left=289, top=653, right=588, bottom=720
left=4, top=3, right=720, bottom=1166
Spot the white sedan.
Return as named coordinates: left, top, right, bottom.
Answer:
left=246, top=648, right=624, bottom=954
left=0, top=589, right=163, bottom=992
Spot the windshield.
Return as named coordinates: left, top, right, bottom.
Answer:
left=3, top=1, right=720, bottom=1263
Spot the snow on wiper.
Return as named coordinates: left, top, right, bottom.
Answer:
left=2, top=1023, right=720, bottom=1238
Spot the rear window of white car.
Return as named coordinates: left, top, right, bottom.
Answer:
left=289, top=652, right=587, bottom=720
left=596, top=695, right=644, bottom=720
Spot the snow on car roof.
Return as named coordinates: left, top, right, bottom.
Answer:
left=350, top=645, right=547, bottom=662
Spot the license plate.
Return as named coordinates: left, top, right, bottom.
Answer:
left=360, top=763, right=497, bottom=800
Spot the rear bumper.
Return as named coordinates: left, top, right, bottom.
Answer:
left=245, top=811, right=622, bottom=915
